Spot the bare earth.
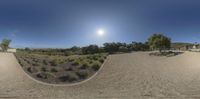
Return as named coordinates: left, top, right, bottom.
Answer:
left=1, top=52, right=200, bottom=99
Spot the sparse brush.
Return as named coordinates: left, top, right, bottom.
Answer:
left=59, top=72, right=79, bottom=82
left=80, top=61, right=89, bottom=69
left=36, top=72, right=54, bottom=79
left=72, top=61, right=80, bottom=66
left=76, top=70, right=89, bottom=79
left=43, top=60, right=48, bottom=65
left=98, top=58, right=104, bottom=63
left=50, top=59, right=59, bottom=66
left=27, top=67, right=38, bottom=73
left=50, top=68, right=58, bottom=73
left=32, top=63, right=40, bottom=66
left=92, top=62, right=101, bottom=71
left=68, top=58, right=75, bottom=62
left=65, top=67, right=73, bottom=71
left=41, top=67, right=48, bottom=72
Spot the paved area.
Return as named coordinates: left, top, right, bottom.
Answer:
left=1, top=52, right=200, bottom=99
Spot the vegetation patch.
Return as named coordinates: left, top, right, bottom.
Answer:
left=15, top=52, right=107, bottom=84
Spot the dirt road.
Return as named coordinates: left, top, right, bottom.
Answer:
left=1, top=52, right=200, bottom=99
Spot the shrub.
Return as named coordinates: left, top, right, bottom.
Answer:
left=80, top=62, right=89, bottom=69
left=72, top=61, right=80, bottom=66
left=32, top=63, right=40, bottom=66
left=41, top=67, right=48, bottom=72
left=50, top=59, right=59, bottom=66
left=76, top=70, right=89, bottom=79
left=98, top=58, right=104, bottom=63
left=50, top=68, right=58, bottom=73
left=92, top=62, right=101, bottom=71
left=65, top=67, right=73, bottom=71
left=68, top=58, right=75, bottom=62
left=36, top=72, right=54, bottom=79
left=43, top=60, right=48, bottom=65
left=59, top=72, right=79, bottom=82
left=37, top=73, right=47, bottom=79
left=92, top=55, right=98, bottom=60
left=27, top=67, right=38, bottom=73
left=119, top=46, right=129, bottom=52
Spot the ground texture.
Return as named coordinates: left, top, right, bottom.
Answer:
left=1, top=52, right=200, bottom=99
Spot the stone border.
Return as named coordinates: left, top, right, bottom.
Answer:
left=14, top=54, right=108, bottom=86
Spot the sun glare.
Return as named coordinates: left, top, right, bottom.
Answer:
left=97, top=29, right=105, bottom=36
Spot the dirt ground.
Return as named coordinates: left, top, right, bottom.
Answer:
left=1, top=52, right=200, bottom=99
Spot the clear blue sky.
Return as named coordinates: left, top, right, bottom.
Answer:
left=0, top=0, right=200, bottom=48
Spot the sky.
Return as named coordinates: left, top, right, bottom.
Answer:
left=0, top=0, right=200, bottom=48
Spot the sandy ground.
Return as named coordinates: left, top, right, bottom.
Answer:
left=1, top=52, right=200, bottom=99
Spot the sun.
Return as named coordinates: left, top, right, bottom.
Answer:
left=97, top=29, right=105, bottom=36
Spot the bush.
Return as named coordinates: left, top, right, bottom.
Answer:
left=76, top=70, right=89, bottom=79
left=32, top=63, right=40, bottom=66
left=68, top=58, right=75, bottom=62
left=43, top=60, right=48, bottom=65
left=119, top=46, right=129, bottom=52
left=98, top=58, right=104, bottom=63
left=92, top=62, right=101, bottom=71
left=36, top=72, right=54, bottom=79
left=50, top=59, right=59, bottom=66
left=72, top=61, right=80, bottom=66
left=41, top=67, right=48, bottom=72
left=92, top=55, right=98, bottom=60
left=80, top=62, right=89, bottom=69
left=65, top=67, right=73, bottom=71
left=27, top=67, right=38, bottom=73
left=50, top=68, right=58, bottom=72
left=59, top=72, right=79, bottom=82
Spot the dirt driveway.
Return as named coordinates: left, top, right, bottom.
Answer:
left=1, top=52, right=200, bottom=99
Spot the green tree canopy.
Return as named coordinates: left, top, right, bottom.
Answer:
left=148, top=34, right=171, bottom=52
left=1, top=39, right=11, bottom=51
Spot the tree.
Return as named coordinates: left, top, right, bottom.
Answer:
left=131, top=42, right=149, bottom=51
left=148, top=34, right=171, bottom=52
left=119, top=46, right=129, bottom=52
left=103, top=42, right=124, bottom=53
left=1, top=39, right=11, bottom=51
left=82, top=45, right=99, bottom=54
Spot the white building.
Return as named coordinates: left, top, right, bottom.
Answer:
left=7, top=49, right=17, bottom=53
left=190, top=44, right=200, bottom=52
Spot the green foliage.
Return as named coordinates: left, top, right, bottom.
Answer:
left=98, top=58, right=104, bottom=63
left=131, top=42, right=149, bottom=51
left=41, top=67, right=48, bottom=72
left=92, top=62, right=101, bottom=71
left=50, top=59, right=59, bottom=66
left=80, top=61, right=89, bottom=69
left=50, top=68, right=58, bottom=72
left=76, top=70, right=89, bottom=79
left=72, top=60, right=80, bottom=66
left=1, top=39, right=11, bottom=51
left=119, top=46, right=129, bottom=52
left=36, top=72, right=54, bottom=79
left=148, top=34, right=171, bottom=52
left=27, top=67, right=38, bottom=73
left=43, top=60, right=48, bottom=65
left=59, top=72, right=79, bottom=82
left=82, top=45, right=99, bottom=54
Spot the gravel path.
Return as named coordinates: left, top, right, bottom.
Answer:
left=1, top=52, right=200, bottom=99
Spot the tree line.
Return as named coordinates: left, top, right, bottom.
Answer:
left=18, top=33, right=171, bottom=55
